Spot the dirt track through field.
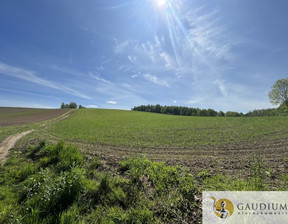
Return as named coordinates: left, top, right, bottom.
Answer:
left=0, top=108, right=72, bottom=126
left=0, top=130, right=34, bottom=162
left=0, top=110, right=75, bottom=162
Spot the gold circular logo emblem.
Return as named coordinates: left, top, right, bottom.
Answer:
left=211, top=197, right=234, bottom=219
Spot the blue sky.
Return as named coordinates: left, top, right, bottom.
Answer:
left=0, top=0, right=288, bottom=112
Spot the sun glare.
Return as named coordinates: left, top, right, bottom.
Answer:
left=156, top=0, right=167, bottom=7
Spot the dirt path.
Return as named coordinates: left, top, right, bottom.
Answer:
left=52, top=109, right=75, bottom=123
left=0, top=130, right=34, bottom=162
left=0, top=108, right=72, bottom=126
left=0, top=110, right=75, bottom=162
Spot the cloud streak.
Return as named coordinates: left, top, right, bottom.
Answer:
left=143, top=73, right=169, bottom=87
left=214, top=80, right=228, bottom=96
left=0, top=61, right=91, bottom=99
left=89, top=72, right=110, bottom=83
left=114, top=37, right=178, bottom=73
left=184, top=7, right=239, bottom=63
left=86, top=105, right=98, bottom=108
left=106, top=100, right=117, bottom=104
left=114, top=39, right=129, bottom=54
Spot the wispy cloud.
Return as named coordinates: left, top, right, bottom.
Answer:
left=86, top=105, right=98, bottom=108
left=114, top=39, right=129, bottom=54
left=143, top=73, right=169, bottom=87
left=50, top=64, right=86, bottom=77
left=160, top=52, right=175, bottom=69
left=106, top=100, right=117, bottom=104
left=184, top=7, right=239, bottom=63
left=214, top=80, right=228, bottom=96
left=0, top=87, right=53, bottom=98
left=0, top=98, right=54, bottom=109
left=89, top=72, right=110, bottom=83
left=114, top=37, right=178, bottom=73
left=0, top=61, right=91, bottom=99
left=128, top=55, right=137, bottom=63
left=186, top=98, right=204, bottom=105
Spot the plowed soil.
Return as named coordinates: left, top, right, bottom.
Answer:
left=0, top=107, right=72, bottom=126
left=74, top=135, right=288, bottom=180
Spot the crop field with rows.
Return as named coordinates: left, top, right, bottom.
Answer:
left=45, top=109, right=288, bottom=176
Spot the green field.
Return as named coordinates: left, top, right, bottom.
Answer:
left=41, top=109, right=288, bottom=178
left=47, top=109, right=288, bottom=148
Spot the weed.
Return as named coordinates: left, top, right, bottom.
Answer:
left=196, top=169, right=211, bottom=181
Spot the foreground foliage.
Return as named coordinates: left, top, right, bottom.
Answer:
left=0, top=142, right=286, bottom=223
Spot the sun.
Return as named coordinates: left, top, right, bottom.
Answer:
left=155, top=0, right=168, bottom=7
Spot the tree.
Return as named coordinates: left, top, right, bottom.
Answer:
left=61, top=102, right=66, bottom=109
left=268, top=78, right=288, bottom=108
left=60, top=102, right=78, bottom=109
left=69, top=102, right=78, bottom=109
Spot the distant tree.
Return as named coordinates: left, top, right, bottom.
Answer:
left=61, top=102, right=78, bottom=109
left=200, top=109, right=208, bottom=116
left=278, top=102, right=288, bottom=113
left=155, top=104, right=161, bottom=113
left=225, top=111, right=241, bottom=117
left=268, top=78, right=288, bottom=108
left=186, top=108, right=192, bottom=116
left=60, top=102, right=69, bottom=109
left=179, top=107, right=186, bottom=116
left=78, top=105, right=85, bottom=109
left=69, top=102, right=78, bottom=109
left=217, top=111, right=225, bottom=117
left=208, top=109, right=218, bottom=116
left=161, top=106, right=167, bottom=114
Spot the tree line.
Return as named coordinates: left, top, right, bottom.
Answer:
left=132, top=105, right=243, bottom=117
left=132, top=103, right=288, bottom=117
left=246, top=103, right=287, bottom=116
left=132, top=78, right=288, bottom=117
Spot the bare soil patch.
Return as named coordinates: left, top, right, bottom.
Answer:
left=0, top=130, right=34, bottom=162
left=0, top=107, right=72, bottom=126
